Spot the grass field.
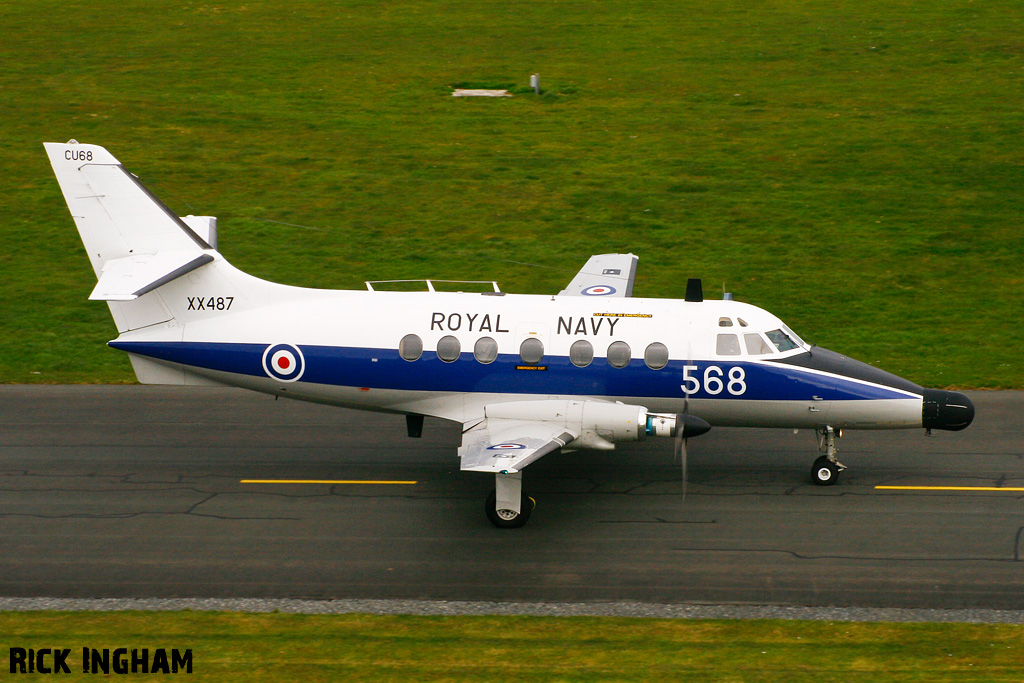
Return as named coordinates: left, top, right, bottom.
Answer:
left=1, top=0, right=1021, bottom=387
left=2, top=611, right=1023, bottom=682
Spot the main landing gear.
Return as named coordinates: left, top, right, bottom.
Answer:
left=486, top=471, right=536, bottom=528
left=812, top=426, right=847, bottom=486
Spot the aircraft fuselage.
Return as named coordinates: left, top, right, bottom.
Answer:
left=106, top=271, right=971, bottom=433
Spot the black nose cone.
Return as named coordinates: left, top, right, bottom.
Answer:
left=922, top=389, right=975, bottom=431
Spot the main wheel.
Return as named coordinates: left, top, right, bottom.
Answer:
left=811, top=456, right=839, bottom=486
left=485, top=489, right=535, bottom=528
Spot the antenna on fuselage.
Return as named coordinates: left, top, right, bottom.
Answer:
left=685, top=278, right=703, bottom=302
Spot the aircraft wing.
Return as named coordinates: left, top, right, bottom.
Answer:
left=458, top=419, right=579, bottom=473
left=559, top=253, right=638, bottom=297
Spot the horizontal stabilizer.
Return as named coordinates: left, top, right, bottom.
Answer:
left=89, top=251, right=214, bottom=301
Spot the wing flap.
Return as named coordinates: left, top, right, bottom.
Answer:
left=459, top=419, right=578, bottom=473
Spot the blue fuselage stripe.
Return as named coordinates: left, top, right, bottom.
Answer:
left=108, top=341, right=918, bottom=402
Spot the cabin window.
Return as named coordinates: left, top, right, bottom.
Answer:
left=570, top=340, right=594, bottom=367
left=744, top=333, right=774, bottom=355
left=718, top=317, right=733, bottom=327
left=519, top=338, right=544, bottom=364
left=399, top=334, right=422, bottom=362
left=716, top=333, right=741, bottom=356
left=766, top=328, right=799, bottom=352
left=607, top=341, right=631, bottom=368
left=474, top=337, right=498, bottom=364
left=644, top=342, right=669, bottom=370
left=436, top=335, right=461, bottom=363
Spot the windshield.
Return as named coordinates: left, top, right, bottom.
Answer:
left=765, top=327, right=804, bottom=352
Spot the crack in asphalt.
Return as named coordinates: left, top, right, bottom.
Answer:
left=669, top=546, right=1022, bottom=563
left=599, top=518, right=719, bottom=525
left=0, top=488, right=299, bottom=521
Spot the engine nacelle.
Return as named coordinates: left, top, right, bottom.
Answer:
left=485, top=400, right=670, bottom=451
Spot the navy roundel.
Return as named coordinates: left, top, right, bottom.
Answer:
left=262, top=343, right=305, bottom=382
left=487, top=443, right=527, bottom=450
left=581, top=285, right=616, bottom=296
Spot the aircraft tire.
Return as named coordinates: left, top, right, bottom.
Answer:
left=811, top=456, right=839, bottom=486
left=485, top=490, right=534, bottom=528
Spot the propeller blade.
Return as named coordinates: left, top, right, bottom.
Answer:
left=674, top=413, right=710, bottom=502
left=674, top=426, right=688, bottom=501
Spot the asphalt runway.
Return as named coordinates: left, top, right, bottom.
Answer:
left=1, top=386, right=1021, bottom=610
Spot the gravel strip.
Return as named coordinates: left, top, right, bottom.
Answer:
left=1, top=598, right=1022, bottom=624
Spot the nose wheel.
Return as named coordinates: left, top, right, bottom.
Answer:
left=812, top=456, right=840, bottom=485
left=811, top=426, right=846, bottom=486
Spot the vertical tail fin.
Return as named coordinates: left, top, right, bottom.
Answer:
left=44, top=140, right=212, bottom=278
left=45, top=141, right=229, bottom=336
left=45, top=141, right=247, bottom=385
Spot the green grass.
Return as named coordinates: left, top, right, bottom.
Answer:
left=1, top=0, right=1021, bottom=387
left=2, top=612, right=1022, bottom=682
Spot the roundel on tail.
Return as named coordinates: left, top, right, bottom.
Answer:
left=262, top=343, right=305, bottom=382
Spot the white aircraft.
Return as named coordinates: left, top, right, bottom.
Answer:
left=45, top=141, right=975, bottom=527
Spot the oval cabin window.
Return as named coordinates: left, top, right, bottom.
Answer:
left=607, top=341, right=631, bottom=368
left=436, top=335, right=461, bottom=363
left=474, top=337, right=498, bottom=364
left=399, top=334, right=423, bottom=362
left=644, top=342, right=669, bottom=370
left=570, top=340, right=594, bottom=367
left=519, top=338, right=544, bottom=364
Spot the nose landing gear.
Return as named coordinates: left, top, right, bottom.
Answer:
left=812, top=426, right=846, bottom=486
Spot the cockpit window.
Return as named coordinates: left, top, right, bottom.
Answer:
left=782, top=325, right=807, bottom=348
left=766, top=329, right=800, bottom=352
left=716, top=333, right=741, bottom=356
left=718, top=317, right=733, bottom=327
left=744, top=333, right=774, bottom=355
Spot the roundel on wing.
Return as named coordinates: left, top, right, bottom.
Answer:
left=581, top=285, right=616, bottom=296
left=262, top=343, right=305, bottom=382
left=487, top=443, right=527, bottom=450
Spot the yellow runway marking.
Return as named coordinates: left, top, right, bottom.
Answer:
left=241, top=480, right=417, bottom=485
left=876, top=486, right=1024, bottom=492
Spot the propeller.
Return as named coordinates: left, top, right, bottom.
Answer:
left=674, top=412, right=711, bottom=500
left=679, top=321, right=694, bottom=500
left=676, top=304, right=710, bottom=500
left=675, top=419, right=687, bottom=500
